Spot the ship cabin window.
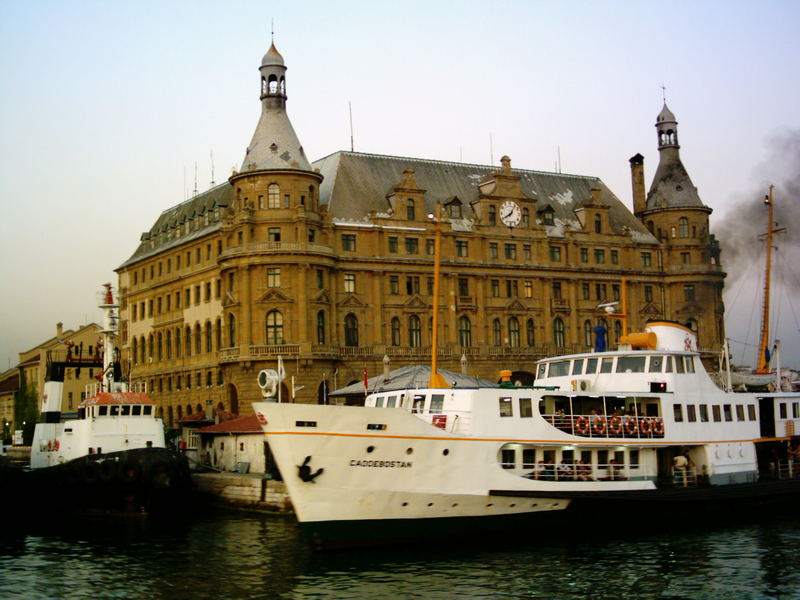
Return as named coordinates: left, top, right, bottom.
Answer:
left=794, top=403, right=799, bottom=418
left=648, top=356, right=665, bottom=372
left=132, top=406, right=142, bottom=416
left=616, top=357, right=645, bottom=373
left=779, top=403, right=787, bottom=419
left=571, top=359, right=584, bottom=375
left=387, top=395, right=397, bottom=408
left=675, top=356, right=685, bottom=374
left=629, top=450, right=640, bottom=467
left=549, top=361, right=570, bottom=377
left=585, top=357, right=598, bottom=374
left=712, top=405, right=722, bottom=422
left=736, top=405, right=745, bottom=421
left=699, top=404, right=709, bottom=422
left=748, top=405, right=757, bottom=421
left=375, top=397, right=384, bottom=408
left=664, top=356, right=674, bottom=373
left=522, top=449, right=536, bottom=468
left=412, top=394, right=425, bottom=414
left=600, top=358, right=614, bottom=373
left=501, top=449, right=515, bottom=469
left=121, top=406, right=131, bottom=416
left=98, top=406, right=108, bottom=416
left=430, top=394, right=444, bottom=413
left=499, top=397, right=513, bottom=417
left=723, top=404, right=733, bottom=422
left=537, top=363, right=547, bottom=379
left=520, top=398, right=533, bottom=418
left=687, top=404, right=697, bottom=422
left=673, top=404, right=684, bottom=422
left=110, top=406, right=120, bottom=416
left=683, top=356, right=695, bottom=373
left=143, top=406, right=153, bottom=416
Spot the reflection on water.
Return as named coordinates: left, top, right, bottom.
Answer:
left=2, top=511, right=799, bottom=600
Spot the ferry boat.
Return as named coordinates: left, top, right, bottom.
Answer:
left=253, top=320, right=800, bottom=549
left=0, top=284, right=191, bottom=515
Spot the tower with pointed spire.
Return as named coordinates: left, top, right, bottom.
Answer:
left=631, top=103, right=725, bottom=351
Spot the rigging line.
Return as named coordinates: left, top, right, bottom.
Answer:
left=777, top=250, right=800, bottom=334
left=726, top=337, right=762, bottom=349
left=739, top=248, right=763, bottom=365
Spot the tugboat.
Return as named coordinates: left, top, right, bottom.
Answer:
left=1, top=284, right=191, bottom=515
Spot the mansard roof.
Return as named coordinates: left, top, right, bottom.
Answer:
left=314, top=151, right=656, bottom=242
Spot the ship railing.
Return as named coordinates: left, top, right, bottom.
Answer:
left=520, top=462, right=636, bottom=481
left=543, top=413, right=665, bottom=439
left=672, top=466, right=698, bottom=487
left=775, top=460, right=800, bottom=480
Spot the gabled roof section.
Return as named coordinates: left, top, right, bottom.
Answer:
left=312, top=151, right=655, bottom=241
left=118, top=183, right=231, bottom=269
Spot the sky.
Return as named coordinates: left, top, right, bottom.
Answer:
left=1, top=0, right=799, bottom=371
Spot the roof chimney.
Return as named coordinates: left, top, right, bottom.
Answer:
left=629, top=153, right=646, bottom=216
left=56, top=322, right=63, bottom=338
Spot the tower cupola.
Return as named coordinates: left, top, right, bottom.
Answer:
left=260, top=42, right=287, bottom=107
left=656, top=103, right=679, bottom=151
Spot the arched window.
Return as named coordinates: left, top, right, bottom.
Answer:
left=493, top=319, right=502, bottom=346
left=407, top=198, right=415, bottom=221
left=316, top=311, right=325, bottom=344
left=261, top=77, right=267, bottom=94
left=279, top=77, right=285, bottom=95
left=647, top=220, right=654, bottom=234
left=408, top=315, right=421, bottom=347
left=165, top=331, right=172, bottom=359
left=156, top=333, right=162, bottom=361
left=526, top=319, right=535, bottom=347
left=175, top=328, right=181, bottom=358
left=553, top=318, right=565, bottom=348
left=195, top=323, right=202, bottom=354
left=344, top=314, right=359, bottom=347
left=268, top=183, right=280, bottom=208
left=132, top=338, right=138, bottom=365
left=266, top=310, right=283, bottom=345
left=228, top=314, right=236, bottom=347
left=390, top=317, right=401, bottom=346
left=205, top=322, right=213, bottom=352
left=594, top=214, right=602, bottom=233
left=148, top=334, right=154, bottom=360
left=458, top=316, right=472, bottom=347
left=139, top=336, right=146, bottom=363
left=177, top=405, right=183, bottom=420
left=584, top=320, right=593, bottom=347
left=678, top=217, right=689, bottom=238
left=508, top=317, right=520, bottom=347
left=614, top=320, right=623, bottom=344
left=186, top=404, right=192, bottom=415
left=268, top=74, right=278, bottom=94
left=167, top=406, right=173, bottom=426
left=185, top=326, right=192, bottom=356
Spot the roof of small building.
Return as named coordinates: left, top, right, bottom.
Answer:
left=196, top=414, right=262, bottom=434
left=330, top=364, right=497, bottom=397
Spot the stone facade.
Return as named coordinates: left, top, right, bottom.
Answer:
left=116, top=43, right=726, bottom=424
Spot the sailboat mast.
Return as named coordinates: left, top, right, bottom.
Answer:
left=756, top=186, right=775, bottom=373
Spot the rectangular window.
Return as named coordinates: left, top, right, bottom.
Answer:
left=552, top=281, right=562, bottom=299
left=642, top=252, right=652, bottom=267
left=456, top=240, right=468, bottom=257
left=342, top=234, right=356, bottom=251
left=611, top=249, right=618, bottom=264
left=489, top=242, right=498, bottom=259
left=132, top=305, right=137, bottom=321
left=779, top=403, right=787, bottom=419
left=499, top=397, right=513, bottom=417
left=194, top=285, right=201, bottom=305
left=594, top=249, right=605, bottom=264
left=700, top=404, right=709, bottom=422
left=524, top=281, right=533, bottom=298
left=600, top=357, right=614, bottom=373
left=523, top=244, right=531, bottom=260
left=205, top=282, right=211, bottom=301
left=458, top=278, right=469, bottom=296
left=388, top=236, right=398, bottom=253
left=316, top=269, right=324, bottom=289
left=406, top=276, right=420, bottom=295
left=405, top=237, right=419, bottom=254
left=736, top=405, right=745, bottom=421
left=629, top=450, right=640, bottom=467
left=522, top=448, right=536, bottom=468
left=687, top=404, right=697, bottom=422
left=580, top=248, right=588, bottom=263
left=505, top=280, right=518, bottom=297
left=582, top=283, right=590, bottom=300
left=427, top=277, right=434, bottom=295
left=549, top=246, right=562, bottom=262
left=723, top=404, right=733, bottom=422
left=389, top=275, right=400, bottom=295
left=571, top=359, right=584, bottom=375
left=684, top=285, right=696, bottom=302
left=308, top=229, right=316, bottom=242
left=596, top=283, right=607, bottom=300
left=612, top=284, right=620, bottom=301
left=430, top=394, right=444, bottom=413
left=682, top=252, right=690, bottom=264
left=504, top=243, right=516, bottom=260
left=520, top=398, right=533, bottom=418
left=648, top=355, right=664, bottom=372
left=166, top=295, right=171, bottom=312
left=748, top=405, right=757, bottom=421
left=644, top=285, right=653, bottom=302
left=491, top=280, right=500, bottom=297
left=267, top=268, right=281, bottom=288
left=426, top=239, right=435, bottom=255
left=794, top=403, right=799, bottom=418
left=268, top=227, right=281, bottom=242
left=585, top=357, right=598, bottom=373
left=501, top=449, right=515, bottom=469
left=344, top=273, right=355, bottom=293
left=712, top=405, right=721, bottom=422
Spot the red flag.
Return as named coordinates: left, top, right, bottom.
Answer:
left=364, top=366, right=368, bottom=395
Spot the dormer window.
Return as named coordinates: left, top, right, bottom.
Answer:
left=407, top=199, right=415, bottom=221
left=542, top=210, right=554, bottom=226
left=594, top=214, right=602, bottom=233
left=488, top=205, right=497, bottom=226
left=447, top=202, right=462, bottom=219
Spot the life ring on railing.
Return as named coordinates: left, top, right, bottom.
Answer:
left=574, top=416, right=589, bottom=435
left=54, top=439, right=60, bottom=451
left=592, top=416, right=607, bottom=435
left=624, top=417, right=637, bottom=436
left=608, top=416, right=622, bottom=436
left=652, top=418, right=665, bottom=436
left=640, top=418, right=653, bottom=436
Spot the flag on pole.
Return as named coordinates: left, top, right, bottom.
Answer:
left=364, top=366, right=369, bottom=396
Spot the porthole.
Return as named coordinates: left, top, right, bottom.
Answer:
left=406, top=447, right=413, bottom=455
left=442, top=449, right=450, bottom=456
left=531, top=503, right=538, bottom=508
left=366, top=446, right=375, bottom=453
left=451, top=503, right=458, bottom=507
left=401, top=502, right=408, bottom=507
left=427, top=502, right=434, bottom=507
left=510, top=503, right=516, bottom=507
left=486, top=503, right=493, bottom=507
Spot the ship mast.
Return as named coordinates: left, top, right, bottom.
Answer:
left=755, top=186, right=785, bottom=374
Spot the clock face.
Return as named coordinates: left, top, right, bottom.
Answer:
left=500, top=200, right=521, bottom=227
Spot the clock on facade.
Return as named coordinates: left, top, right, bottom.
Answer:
left=500, top=200, right=521, bottom=227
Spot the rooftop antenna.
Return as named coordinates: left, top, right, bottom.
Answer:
left=660, top=83, right=667, bottom=103
left=557, top=145, right=562, bottom=173
left=349, top=101, right=354, bottom=152
left=193, top=162, right=198, bottom=197
left=210, top=150, right=216, bottom=188
left=271, top=18, right=274, bottom=43
left=489, top=133, right=494, bottom=166
left=183, top=166, right=187, bottom=200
